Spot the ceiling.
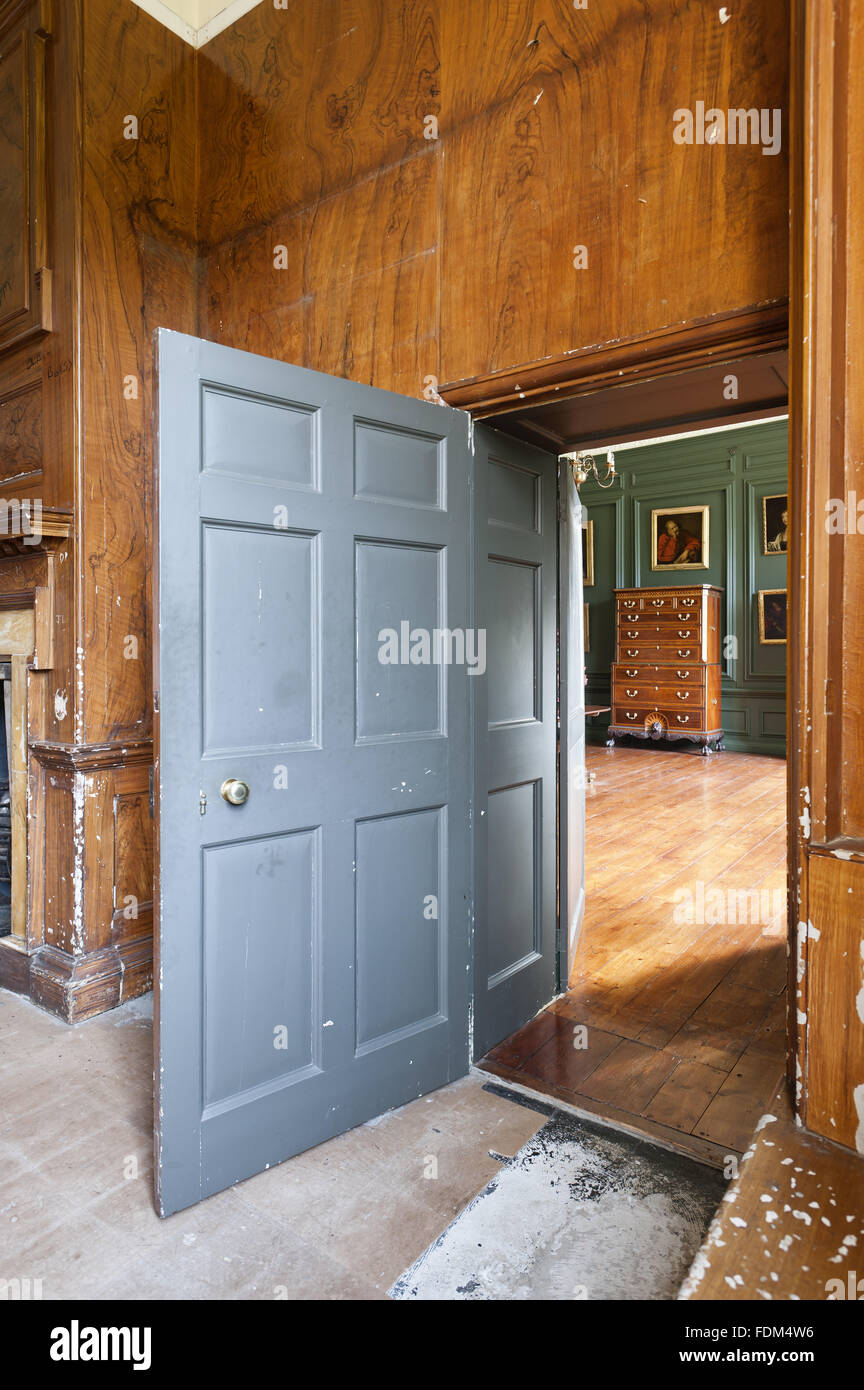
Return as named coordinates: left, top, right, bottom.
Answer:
left=486, top=351, right=789, bottom=453
left=131, top=0, right=263, bottom=47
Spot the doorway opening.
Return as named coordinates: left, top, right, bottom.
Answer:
left=474, top=360, right=790, bottom=1171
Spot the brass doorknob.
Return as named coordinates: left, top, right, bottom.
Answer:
left=220, top=778, right=250, bottom=806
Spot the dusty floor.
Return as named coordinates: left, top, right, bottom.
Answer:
left=391, top=1100, right=726, bottom=1301
left=0, top=990, right=546, bottom=1300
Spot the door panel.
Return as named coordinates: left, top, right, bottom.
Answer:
left=154, top=331, right=475, bottom=1215
left=472, top=427, right=561, bottom=1058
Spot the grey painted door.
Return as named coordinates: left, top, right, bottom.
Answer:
left=471, top=426, right=561, bottom=1059
left=154, top=331, right=476, bottom=1216
left=559, top=459, right=587, bottom=984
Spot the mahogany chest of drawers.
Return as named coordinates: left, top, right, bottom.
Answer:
left=607, top=585, right=725, bottom=754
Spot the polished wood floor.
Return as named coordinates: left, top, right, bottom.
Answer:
left=481, top=744, right=788, bottom=1166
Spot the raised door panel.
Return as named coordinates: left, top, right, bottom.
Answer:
left=0, top=0, right=52, bottom=356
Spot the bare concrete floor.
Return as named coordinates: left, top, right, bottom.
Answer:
left=0, top=989, right=546, bottom=1300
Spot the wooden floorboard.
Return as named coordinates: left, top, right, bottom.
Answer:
left=479, top=744, right=788, bottom=1164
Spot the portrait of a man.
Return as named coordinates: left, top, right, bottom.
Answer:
left=650, top=507, right=710, bottom=571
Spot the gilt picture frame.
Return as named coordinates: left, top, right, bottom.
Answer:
left=651, top=505, right=710, bottom=571
left=762, top=494, right=789, bottom=555
left=581, top=519, right=594, bottom=588
left=758, top=588, right=787, bottom=645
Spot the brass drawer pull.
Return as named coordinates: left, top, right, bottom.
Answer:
left=676, top=669, right=690, bottom=678
left=676, top=715, right=690, bottom=724
left=625, top=668, right=639, bottom=677
left=625, top=615, right=639, bottom=622
left=625, top=649, right=640, bottom=656
left=626, top=689, right=638, bottom=698
left=677, top=649, right=692, bottom=657
left=623, top=600, right=637, bottom=608
left=625, top=712, right=638, bottom=721
left=677, top=629, right=693, bottom=637
left=681, top=598, right=696, bottom=607
left=651, top=599, right=665, bottom=607
left=677, top=691, right=690, bottom=700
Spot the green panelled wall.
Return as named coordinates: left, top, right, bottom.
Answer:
left=581, top=419, right=788, bottom=756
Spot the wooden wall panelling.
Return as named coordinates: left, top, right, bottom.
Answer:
left=196, top=0, right=440, bottom=249
left=0, top=0, right=53, bottom=355
left=197, top=0, right=789, bottom=400
left=80, top=0, right=198, bottom=746
left=789, top=0, right=864, bottom=1152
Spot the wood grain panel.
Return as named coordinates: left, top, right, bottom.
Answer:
left=0, top=0, right=52, bottom=354
left=80, top=0, right=197, bottom=743
left=789, top=0, right=864, bottom=1152
left=805, top=853, right=864, bottom=1150
left=198, top=0, right=789, bottom=396
left=197, top=0, right=440, bottom=247
left=0, top=380, right=41, bottom=481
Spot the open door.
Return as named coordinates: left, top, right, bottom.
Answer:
left=470, top=426, right=565, bottom=1058
left=558, top=455, right=587, bottom=987
left=153, top=331, right=573, bottom=1214
left=154, top=331, right=478, bottom=1215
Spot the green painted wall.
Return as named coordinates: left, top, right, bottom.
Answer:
left=581, top=419, right=787, bottom=757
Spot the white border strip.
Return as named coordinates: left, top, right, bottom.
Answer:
left=131, top=0, right=264, bottom=49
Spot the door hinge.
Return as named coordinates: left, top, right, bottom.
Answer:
left=557, top=496, right=567, bottom=523
left=199, top=790, right=207, bottom=817
left=154, top=688, right=159, bottom=713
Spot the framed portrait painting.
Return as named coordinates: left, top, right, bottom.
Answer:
left=762, top=494, right=788, bottom=555
left=651, top=506, right=709, bottom=571
left=581, top=519, right=594, bottom=587
left=758, top=589, right=787, bottom=644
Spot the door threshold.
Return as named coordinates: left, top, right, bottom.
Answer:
left=473, top=1059, right=739, bottom=1171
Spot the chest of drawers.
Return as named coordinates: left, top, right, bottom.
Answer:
left=607, top=585, right=725, bottom=754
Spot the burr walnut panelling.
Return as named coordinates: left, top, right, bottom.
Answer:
left=197, top=0, right=790, bottom=397
left=0, top=0, right=52, bottom=356
left=81, top=0, right=197, bottom=746
left=789, top=0, right=864, bottom=1154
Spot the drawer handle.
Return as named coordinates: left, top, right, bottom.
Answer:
left=626, top=649, right=639, bottom=656
left=676, top=669, right=690, bottom=678
left=625, top=712, right=638, bottom=721
left=677, top=629, right=693, bottom=637
left=625, top=615, right=639, bottom=622
left=676, top=715, right=690, bottom=724
left=625, top=668, right=638, bottom=677
left=623, top=600, right=637, bottom=608
left=677, top=691, right=690, bottom=700
left=626, top=689, right=638, bottom=698
left=677, top=649, right=691, bottom=657
left=681, top=598, right=696, bottom=607
left=651, top=599, right=664, bottom=607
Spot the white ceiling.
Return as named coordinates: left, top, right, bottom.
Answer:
left=131, top=0, right=264, bottom=48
